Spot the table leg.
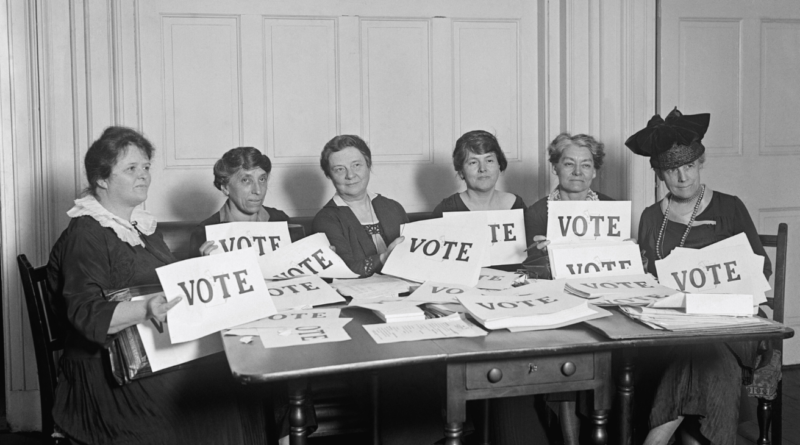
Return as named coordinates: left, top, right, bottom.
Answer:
left=288, top=379, right=309, bottom=445
left=617, top=349, right=636, bottom=445
left=757, top=397, right=773, bottom=445
left=589, top=409, right=609, bottom=445
left=444, top=421, right=464, bottom=445
left=371, top=371, right=381, bottom=445
left=444, top=364, right=467, bottom=445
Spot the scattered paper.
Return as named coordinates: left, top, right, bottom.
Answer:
left=205, top=221, right=291, bottom=256
left=442, top=209, right=527, bottom=266
left=267, top=275, right=345, bottom=311
left=563, top=273, right=681, bottom=306
left=506, top=305, right=612, bottom=332
left=157, top=248, right=277, bottom=343
left=257, top=318, right=352, bottom=348
left=383, top=220, right=487, bottom=286
left=258, top=232, right=358, bottom=279
left=404, top=281, right=483, bottom=304
left=362, top=314, right=487, bottom=344
left=457, top=287, right=592, bottom=330
left=477, top=268, right=525, bottom=291
left=132, top=295, right=223, bottom=372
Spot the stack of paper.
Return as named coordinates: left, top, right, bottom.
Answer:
left=563, top=274, right=681, bottom=306
left=456, top=282, right=610, bottom=330
left=619, top=305, right=769, bottom=332
left=362, top=314, right=487, bottom=344
left=331, top=274, right=415, bottom=300
left=350, top=300, right=426, bottom=323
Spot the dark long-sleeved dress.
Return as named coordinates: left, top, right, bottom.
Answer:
left=47, top=216, right=266, bottom=445
left=431, top=192, right=526, bottom=218
left=312, top=194, right=408, bottom=277
left=637, top=191, right=771, bottom=445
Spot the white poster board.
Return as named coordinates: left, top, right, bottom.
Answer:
left=205, top=221, right=291, bottom=255
left=546, top=201, right=632, bottom=245
left=404, top=281, right=484, bottom=304
left=157, top=248, right=277, bottom=343
left=443, top=209, right=527, bottom=265
left=258, top=232, right=358, bottom=279
left=133, top=295, right=223, bottom=372
left=548, top=241, right=644, bottom=279
left=382, top=220, right=487, bottom=286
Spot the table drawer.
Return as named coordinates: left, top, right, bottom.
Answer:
left=465, top=353, right=594, bottom=389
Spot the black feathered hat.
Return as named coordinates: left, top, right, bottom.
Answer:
left=625, top=107, right=710, bottom=170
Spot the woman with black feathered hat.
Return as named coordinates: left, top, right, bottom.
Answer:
left=626, top=108, right=772, bottom=445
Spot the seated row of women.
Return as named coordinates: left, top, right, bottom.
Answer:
left=46, top=107, right=771, bottom=444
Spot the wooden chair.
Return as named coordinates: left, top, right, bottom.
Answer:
left=17, top=254, right=67, bottom=444
left=754, top=223, right=788, bottom=445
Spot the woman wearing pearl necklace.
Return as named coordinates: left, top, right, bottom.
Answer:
left=627, top=108, right=771, bottom=445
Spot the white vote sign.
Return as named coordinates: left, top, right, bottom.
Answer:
left=257, top=318, right=352, bottom=349
left=546, top=201, right=632, bottom=244
left=157, top=248, right=277, bottom=343
left=133, top=295, right=223, bottom=372
left=258, top=232, right=358, bottom=279
left=477, top=267, right=523, bottom=290
left=268, top=275, right=345, bottom=311
left=382, top=220, right=487, bottom=287
left=655, top=236, right=770, bottom=304
left=205, top=221, right=291, bottom=256
left=548, top=241, right=644, bottom=279
left=443, top=209, right=527, bottom=266
left=404, top=281, right=483, bottom=304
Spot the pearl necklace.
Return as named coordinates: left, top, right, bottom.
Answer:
left=656, top=184, right=706, bottom=260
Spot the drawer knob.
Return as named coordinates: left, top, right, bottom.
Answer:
left=487, top=368, right=503, bottom=383
left=561, top=362, right=576, bottom=376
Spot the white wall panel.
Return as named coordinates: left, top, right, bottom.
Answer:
left=162, top=16, right=242, bottom=166
left=264, top=18, right=338, bottom=164
left=360, top=19, right=432, bottom=163
left=453, top=20, right=519, bottom=161
left=760, top=20, right=800, bottom=155
left=679, top=20, right=741, bottom=156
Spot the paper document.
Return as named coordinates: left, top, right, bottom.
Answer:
left=132, top=295, right=223, bottom=372
left=363, top=314, right=487, bottom=344
left=404, top=281, right=483, bottom=304
left=351, top=300, right=426, bottom=323
left=548, top=241, right=644, bottom=279
left=157, top=248, right=277, bottom=343
left=477, top=268, right=525, bottom=291
left=257, top=318, right=352, bottom=348
left=563, top=274, right=680, bottom=306
left=685, top=294, right=754, bottom=316
left=268, top=275, right=345, bottom=311
left=258, top=232, right=358, bottom=279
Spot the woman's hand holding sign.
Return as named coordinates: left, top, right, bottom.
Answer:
left=146, top=293, right=182, bottom=323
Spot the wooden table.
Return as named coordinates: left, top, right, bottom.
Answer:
left=222, top=308, right=794, bottom=445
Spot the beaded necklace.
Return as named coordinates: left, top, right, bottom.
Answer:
left=655, top=184, right=706, bottom=259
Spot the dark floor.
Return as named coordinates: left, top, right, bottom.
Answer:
left=2, top=366, right=799, bottom=445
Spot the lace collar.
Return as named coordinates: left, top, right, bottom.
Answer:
left=66, top=195, right=157, bottom=247
left=548, top=186, right=599, bottom=202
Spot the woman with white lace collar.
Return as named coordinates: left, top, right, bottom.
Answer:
left=46, top=126, right=266, bottom=444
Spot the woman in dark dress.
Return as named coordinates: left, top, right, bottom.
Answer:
left=312, top=135, right=407, bottom=277
left=47, top=127, right=265, bottom=444
left=189, top=146, right=290, bottom=257
left=627, top=108, right=771, bottom=445
left=432, top=130, right=525, bottom=217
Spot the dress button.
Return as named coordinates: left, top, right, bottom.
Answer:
left=487, top=368, right=503, bottom=383
left=561, top=361, right=576, bottom=376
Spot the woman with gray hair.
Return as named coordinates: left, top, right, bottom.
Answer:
left=523, top=132, right=613, bottom=275
left=189, top=146, right=290, bottom=257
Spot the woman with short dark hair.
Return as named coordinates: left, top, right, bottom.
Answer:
left=189, top=146, right=289, bottom=257
left=432, top=130, right=525, bottom=217
left=313, top=134, right=407, bottom=277
left=47, top=126, right=266, bottom=444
